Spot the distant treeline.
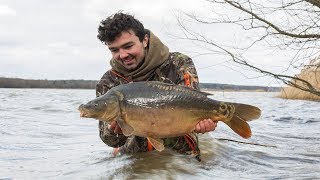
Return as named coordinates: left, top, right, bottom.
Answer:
left=199, top=83, right=280, bottom=92
left=0, top=77, right=280, bottom=91
left=0, top=77, right=97, bottom=89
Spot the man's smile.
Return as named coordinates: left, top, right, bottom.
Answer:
left=122, top=57, right=135, bottom=65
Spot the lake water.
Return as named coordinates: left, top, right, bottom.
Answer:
left=1, top=88, right=319, bottom=179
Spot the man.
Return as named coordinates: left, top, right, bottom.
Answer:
left=96, top=12, right=217, bottom=161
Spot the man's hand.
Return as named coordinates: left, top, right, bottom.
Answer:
left=194, top=119, right=218, bottom=134
left=108, top=121, right=123, bottom=134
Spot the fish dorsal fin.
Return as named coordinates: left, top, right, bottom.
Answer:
left=116, top=117, right=134, bottom=136
left=146, top=81, right=214, bottom=97
left=147, top=137, right=164, bottom=152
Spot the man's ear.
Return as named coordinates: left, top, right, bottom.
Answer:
left=143, top=34, right=148, bottom=48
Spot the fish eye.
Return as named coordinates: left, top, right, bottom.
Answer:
left=94, top=103, right=98, bottom=107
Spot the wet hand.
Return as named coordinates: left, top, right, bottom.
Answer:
left=195, top=119, right=218, bottom=134
left=108, top=121, right=123, bottom=134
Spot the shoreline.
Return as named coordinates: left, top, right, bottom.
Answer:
left=0, top=77, right=280, bottom=92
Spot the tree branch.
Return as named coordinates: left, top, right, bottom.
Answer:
left=224, top=0, right=320, bottom=39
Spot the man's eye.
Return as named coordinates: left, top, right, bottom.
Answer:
left=110, top=49, right=118, bottom=53
left=124, top=45, right=133, bottom=49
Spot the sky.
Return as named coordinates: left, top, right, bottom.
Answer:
left=0, top=0, right=300, bottom=86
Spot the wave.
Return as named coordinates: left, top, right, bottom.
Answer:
left=29, top=106, right=74, bottom=113
left=274, top=116, right=319, bottom=124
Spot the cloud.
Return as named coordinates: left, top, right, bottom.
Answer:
left=0, top=1, right=291, bottom=86
left=0, top=4, right=16, bottom=16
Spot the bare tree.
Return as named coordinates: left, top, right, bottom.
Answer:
left=176, top=0, right=320, bottom=96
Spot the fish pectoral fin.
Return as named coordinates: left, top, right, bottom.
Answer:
left=116, top=117, right=134, bottom=136
left=147, top=137, right=164, bottom=152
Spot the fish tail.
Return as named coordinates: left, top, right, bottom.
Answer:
left=218, top=103, right=261, bottom=139
left=232, top=103, right=261, bottom=121
left=225, top=115, right=252, bottom=139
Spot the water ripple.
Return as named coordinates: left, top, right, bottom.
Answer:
left=274, top=116, right=319, bottom=124
left=1, top=90, right=319, bottom=179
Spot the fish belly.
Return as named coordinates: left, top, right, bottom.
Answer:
left=123, top=107, right=207, bottom=138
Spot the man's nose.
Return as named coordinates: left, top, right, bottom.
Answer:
left=119, top=49, right=128, bottom=59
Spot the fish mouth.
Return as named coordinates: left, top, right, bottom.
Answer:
left=80, top=111, right=88, bottom=117
left=79, top=104, right=91, bottom=118
left=79, top=111, right=97, bottom=118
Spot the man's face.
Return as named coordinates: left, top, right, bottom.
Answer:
left=107, top=30, right=148, bottom=71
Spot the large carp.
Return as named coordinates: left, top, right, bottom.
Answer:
left=79, top=81, right=261, bottom=151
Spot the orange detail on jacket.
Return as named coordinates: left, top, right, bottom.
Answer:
left=184, top=73, right=191, bottom=87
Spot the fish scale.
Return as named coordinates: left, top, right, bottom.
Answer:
left=119, top=82, right=212, bottom=110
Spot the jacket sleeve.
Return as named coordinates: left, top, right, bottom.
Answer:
left=170, top=53, right=201, bottom=158
left=96, top=71, right=128, bottom=148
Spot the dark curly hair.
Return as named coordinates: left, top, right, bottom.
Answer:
left=97, top=12, right=146, bottom=43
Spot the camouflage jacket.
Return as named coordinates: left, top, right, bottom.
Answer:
left=96, top=52, right=201, bottom=160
